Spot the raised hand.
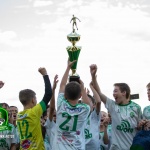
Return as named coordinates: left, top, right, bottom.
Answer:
left=103, top=117, right=110, bottom=128
left=89, top=64, right=97, bottom=77
left=67, top=58, right=76, bottom=68
left=53, top=75, right=59, bottom=91
left=38, top=67, right=47, bottom=76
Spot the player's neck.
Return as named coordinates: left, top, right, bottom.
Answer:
left=23, top=104, right=33, bottom=110
left=67, top=99, right=78, bottom=106
left=119, top=99, right=130, bottom=105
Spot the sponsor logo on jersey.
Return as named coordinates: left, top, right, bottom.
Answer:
left=116, top=120, right=133, bottom=133
left=18, top=114, right=27, bottom=119
left=64, top=106, right=83, bottom=113
left=84, top=129, right=92, bottom=139
left=21, top=139, right=31, bottom=149
left=76, top=130, right=80, bottom=135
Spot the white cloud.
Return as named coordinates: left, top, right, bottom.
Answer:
left=0, top=31, right=17, bottom=45
left=35, top=10, right=52, bottom=15
left=33, top=0, right=53, bottom=7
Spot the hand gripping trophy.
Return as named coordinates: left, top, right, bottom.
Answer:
left=67, top=15, right=81, bottom=82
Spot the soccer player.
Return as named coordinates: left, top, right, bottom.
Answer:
left=90, top=64, right=142, bottom=150
left=52, top=60, right=91, bottom=150
left=17, top=67, right=52, bottom=150
left=85, top=82, right=101, bottom=150
left=44, top=74, right=58, bottom=150
left=143, top=83, right=150, bottom=127
left=0, top=107, right=17, bottom=150
left=100, top=111, right=111, bottom=150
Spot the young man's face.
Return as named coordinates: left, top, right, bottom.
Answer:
left=147, top=87, right=150, bottom=101
left=113, top=86, right=126, bottom=104
left=100, top=111, right=108, bottom=126
left=9, top=107, right=18, bottom=121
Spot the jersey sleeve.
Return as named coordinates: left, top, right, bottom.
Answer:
left=57, top=93, right=65, bottom=108
left=105, top=98, right=115, bottom=112
left=32, top=101, right=46, bottom=117
left=11, top=124, right=18, bottom=144
left=143, top=106, right=148, bottom=119
left=137, top=105, right=143, bottom=122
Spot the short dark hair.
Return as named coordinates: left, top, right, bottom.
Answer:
left=1, top=103, right=9, bottom=108
left=146, top=83, right=150, bottom=88
left=114, top=83, right=130, bottom=99
left=19, top=89, right=36, bottom=106
left=9, top=106, right=18, bottom=108
left=65, top=81, right=81, bottom=100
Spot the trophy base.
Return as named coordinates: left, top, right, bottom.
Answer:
left=69, top=75, right=80, bottom=83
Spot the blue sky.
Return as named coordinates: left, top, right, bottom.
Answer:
left=0, top=0, right=150, bottom=111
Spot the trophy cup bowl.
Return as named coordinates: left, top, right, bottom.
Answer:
left=67, top=31, right=81, bottom=83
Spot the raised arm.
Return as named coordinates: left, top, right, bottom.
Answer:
left=103, top=117, right=110, bottom=145
left=38, top=67, right=52, bottom=106
left=59, top=59, right=76, bottom=93
left=76, top=17, right=81, bottom=22
left=79, top=79, right=91, bottom=106
left=49, top=75, right=58, bottom=121
left=89, top=82, right=101, bottom=114
left=90, top=64, right=107, bottom=104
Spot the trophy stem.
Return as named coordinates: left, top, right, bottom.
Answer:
left=71, top=69, right=76, bottom=75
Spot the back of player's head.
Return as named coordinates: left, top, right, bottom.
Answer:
left=114, top=83, right=130, bottom=99
left=146, top=83, right=150, bottom=88
left=19, top=89, right=36, bottom=106
left=65, top=81, right=81, bottom=100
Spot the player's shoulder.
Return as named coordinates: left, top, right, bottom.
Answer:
left=129, top=101, right=141, bottom=110
left=143, top=105, right=150, bottom=111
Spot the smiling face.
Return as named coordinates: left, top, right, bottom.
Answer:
left=113, top=85, right=128, bottom=105
left=113, top=86, right=124, bottom=104
left=100, top=111, right=108, bottom=126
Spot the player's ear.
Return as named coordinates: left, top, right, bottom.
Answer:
left=79, top=93, right=82, bottom=99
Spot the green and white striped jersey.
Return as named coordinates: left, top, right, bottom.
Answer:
left=0, top=123, right=17, bottom=150
left=85, top=109, right=100, bottom=150
left=143, top=105, right=150, bottom=120
left=53, top=93, right=90, bottom=150
left=45, top=119, right=56, bottom=150
left=105, top=98, right=142, bottom=150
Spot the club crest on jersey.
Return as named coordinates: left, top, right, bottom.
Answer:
left=21, top=139, right=31, bottom=149
left=116, top=120, right=133, bottom=133
left=130, top=112, right=135, bottom=118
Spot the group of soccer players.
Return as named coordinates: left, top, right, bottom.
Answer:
left=0, top=60, right=150, bottom=150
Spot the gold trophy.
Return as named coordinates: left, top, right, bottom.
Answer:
left=67, top=15, right=81, bottom=82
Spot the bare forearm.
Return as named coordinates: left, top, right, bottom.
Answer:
left=103, top=128, right=109, bottom=145
left=59, top=67, right=70, bottom=92
left=92, top=76, right=107, bottom=104
left=10, top=144, right=16, bottom=150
